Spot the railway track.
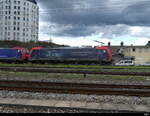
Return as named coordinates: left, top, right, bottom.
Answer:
left=0, top=66, right=150, bottom=76
left=0, top=80, right=150, bottom=97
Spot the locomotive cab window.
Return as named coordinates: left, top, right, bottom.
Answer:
left=101, top=49, right=107, bottom=53
left=25, top=49, right=29, bottom=54
left=17, top=50, right=22, bottom=58
left=98, top=49, right=107, bottom=54
left=31, top=50, right=39, bottom=58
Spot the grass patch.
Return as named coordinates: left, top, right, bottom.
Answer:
left=1, top=62, right=150, bottom=69
left=0, top=71, right=47, bottom=77
left=89, top=75, right=146, bottom=81
left=0, top=71, right=147, bottom=81
left=0, top=63, right=101, bottom=68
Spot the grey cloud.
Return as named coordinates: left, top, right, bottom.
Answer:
left=38, top=0, right=150, bottom=26
left=122, top=1, right=150, bottom=26
left=37, top=0, right=150, bottom=38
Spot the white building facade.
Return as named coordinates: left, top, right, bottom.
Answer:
left=0, top=0, right=39, bottom=42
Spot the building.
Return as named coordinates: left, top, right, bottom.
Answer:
left=106, top=42, right=126, bottom=63
left=0, top=0, right=39, bottom=42
left=106, top=41, right=150, bottom=65
left=123, top=46, right=150, bottom=65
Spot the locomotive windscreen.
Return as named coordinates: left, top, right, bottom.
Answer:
left=97, top=49, right=109, bottom=61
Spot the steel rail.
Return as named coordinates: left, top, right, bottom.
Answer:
left=0, top=80, right=150, bottom=97
left=1, top=65, right=150, bottom=70
left=0, top=65, right=100, bottom=69
left=0, top=67, right=150, bottom=76
left=0, top=80, right=150, bottom=89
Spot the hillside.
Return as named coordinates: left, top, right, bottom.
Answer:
left=0, top=40, right=69, bottom=50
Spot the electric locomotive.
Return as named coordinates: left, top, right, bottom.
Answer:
left=0, top=47, right=29, bottom=63
left=29, top=46, right=112, bottom=64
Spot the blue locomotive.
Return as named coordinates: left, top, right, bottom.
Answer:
left=29, top=46, right=112, bottom=64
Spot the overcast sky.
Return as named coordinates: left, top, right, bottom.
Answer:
left=37, top=0, right=150, bottom=46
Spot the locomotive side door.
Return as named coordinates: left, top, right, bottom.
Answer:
left=50, top=50, right=62, bottom=61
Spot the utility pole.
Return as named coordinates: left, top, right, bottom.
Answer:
left=49, top=24, right=55, bottom=43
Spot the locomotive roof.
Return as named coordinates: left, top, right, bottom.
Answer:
left=46, top=47, right=96, bottom=49
left=0, top=48, right=13, bottom=49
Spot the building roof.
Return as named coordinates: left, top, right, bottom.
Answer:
left=27, top=0, right=37, bottom=4
left=106, top=45, right=146, bottom=55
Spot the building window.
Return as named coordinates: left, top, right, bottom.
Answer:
left=5, top=21, right=7, bottom=25
left=17, top=27, right=20, bottom=31
left=132, top=48, right=136, bottom=52
left=8, top=26, right=10, bottom=30
left=14, top=21, right=16, bottom=25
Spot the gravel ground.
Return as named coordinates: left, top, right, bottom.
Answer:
left=0, top=90, right=150, bottom=106
left=0, top=105, right=137, bottom=113
left=0, top=105, right=98, bottom=113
